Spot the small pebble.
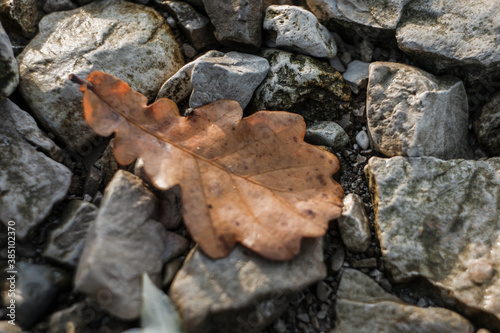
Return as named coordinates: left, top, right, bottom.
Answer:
left=167, top=16, right=177, bottom=28
left=416, top=297, right=427, bottom=307
left=330, top=246, right=345, bottom=272
left=297, top=313, right=310, bottom=323
left=273, top=319, right=287, bottom=333
left=356, top=130, right=370, bottom=150
left=340, top=52, right=352, bottom=66
left=181, top=43, right=197, bottom=59
left=329, top=56, right=345, bottom=72
left=315, top=281, right=332, bottom=303
left=317, top=309, right=327, bottom=320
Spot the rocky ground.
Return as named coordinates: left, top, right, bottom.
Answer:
left=0, top=0, right=499, bottom=332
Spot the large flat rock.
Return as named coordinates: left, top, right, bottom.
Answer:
left=16, top=0, right=183, bottom=151
left=365, top=156, right=500, bottom=329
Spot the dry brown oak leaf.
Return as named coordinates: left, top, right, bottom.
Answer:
left=73, top=71, right=344, bottom=260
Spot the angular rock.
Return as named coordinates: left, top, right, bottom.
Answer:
left=202, top=0, right=262, bottom=50
left=43, top=200, right=97, bottom=267
left=162, top=231, right=190, bottom=263
left=164, top=1, right=217, bottom=50
left=0, top=0, right=44, bottom=38
left=367, top=62, right=471, bottom=159
left=337, top=194, right=371, bottom=253
left=474, top=92, right=500, bottom=156
left=1, top=262, right=70, bottom=328
left=305, top=121, right=349, bottom=149
left=365, top=156, right=500, bottom=329
left=342, top=60, right=369, bottom=94
left=75, top=170, right=168, bottom=320
left=249, top=49, right=351, bottom=121
left=0, top=99, right=71, bottom=240
left=190, top=51, right=270, bottom=109
left=0, top=22, right=18, bottom=101
left=156, top=50, right=224, bottom=103
left=306, top=0, right=410, bottom=40
left=396, top=1, right=500, bottom=81
left=263, top=5, right=336, bottom=58
left=16, top=0, right=184, bottom=151
left=332, top=269, right=474, bottom=333
left=170, top=238, right=326, bottom=333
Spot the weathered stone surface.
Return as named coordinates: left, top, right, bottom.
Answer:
left=170, top=238, right=326, bottom=333
left=337, top=194, right=371, bottom=253
left=164, top=1, right=217, bottom=50
left=474, top=92, right=500, bottom=156
left=43, top=200, right=97, bottom=267
left=367, top=62, right=471, bottom=159
left=365, top=156, right=500, bottom=328
left=75, top=170, right=167, bottom=320
left=17, top=0, right=183, bottom=151
left=396, top=0, right=500, bottom=81
left=0, top=22, right=18, bottom=101
left=202, top=0, right=262, bottom=50
left=0, top=0, right=44, bottom=38
left=332, top=269, right=474, bottom=333
left=306, top=0, right=410, bottom=40
left=249, top=49, right=351, bottom=121
left=0, top=99, right=71, bottom=240
left=43, top=0, right=77, bottom=13
left=342, top=60, right=369, bottom=94
left=156, top=50, right=224, bottom=103
left=305, top=121, right=349, bottom=149
left=190, top=52, right=269, bottom=109
left=1, top=262, right=70, bottom=328
left=263, top=5, right=336, bottom=58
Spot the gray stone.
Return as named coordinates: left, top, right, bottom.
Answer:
left=202, top=0, right=262, bottom=50
left=16, top=0, right=184, bottom=151
left=1, top=262, right=70, bottom=328
left=43, top=200, right=97, bottom=267
left=355, top=130, right=369, bottom=150
left=48, top=300, right=97, bottom=333
left=164, top=1, right=217, bottom=50
left=263, top=5, right=336, bottom=58
left=162, top=231, right=190, bottom=263
left=337, top=194, right=371, bottom=253
left=329, top=56, right=345, bottom=73
left=249, top=49, right=351, bottom=121
left=156, top=50, right=224, bottom=103
left=0, top=0, right=44, bottom=38
left=330, top=245, right=344, bottom=273
left=43, top=0, right=77, bottom=13
left=190, top=52, right=269, bottom=109
left=367, top=62, right=471, bottom=159
left=0, top=99, right=71, bottom=240
left=75, top=170, right=167, bottom=320
left=365, top=156, right=500, bottom=328
left=342, top=60, right=369, bottom=94
left=170, top=238, right=326, bottom=333
left=396, top=0, right=500, bottom=81
left=306, top=0, right=410, bottom=40
left=474, top=92, right=500, bottom=156
left=305, top=121, right=349, bottom=149
left=332, top=269, right=474, bottom=333
left=0, top=22, right=18, bottom=101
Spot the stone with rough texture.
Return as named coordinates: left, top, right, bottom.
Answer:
left=190, top=52, right=269, bottom=109
left=367, top=62, right=471, bottom=159
left=332, top=269, right=474, bottom=333
left=156, top=50, right=224, bottom=103
left=365, top=156, right=500, bottom=329
left=342, top=60, right=369, bottom=94
left=305, top=121, right=349, bottom=149
left=170, top=238, right=326, bottom=333
left=396, top=0, right=500, bottom=81
left=474, top=92, right=500, bottom=156
left=16, top=0, right=184, bottom=151
left=306, top=0, right=410, bottom=40
left=0, top=99, right=71, bottom=240
left=164, top=1, right=217, bottom=50
left=0, top=22, right=18, bottom=101
left=43, top=0, right=77, bottom=13
left=0, top=0, right=44, bottom=38
left=1, top=262, right=70, bottom=328
left=43, top=200, right=97, bottom=267
left=337, top=194, right=371, bottom=253
left=263, top=5, right=336, bottom=58
left=75, top=170, right=168, bottom=320
left=249, top=49, right=351, bottom=121
left=202, top=0, right=262, bottom=50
